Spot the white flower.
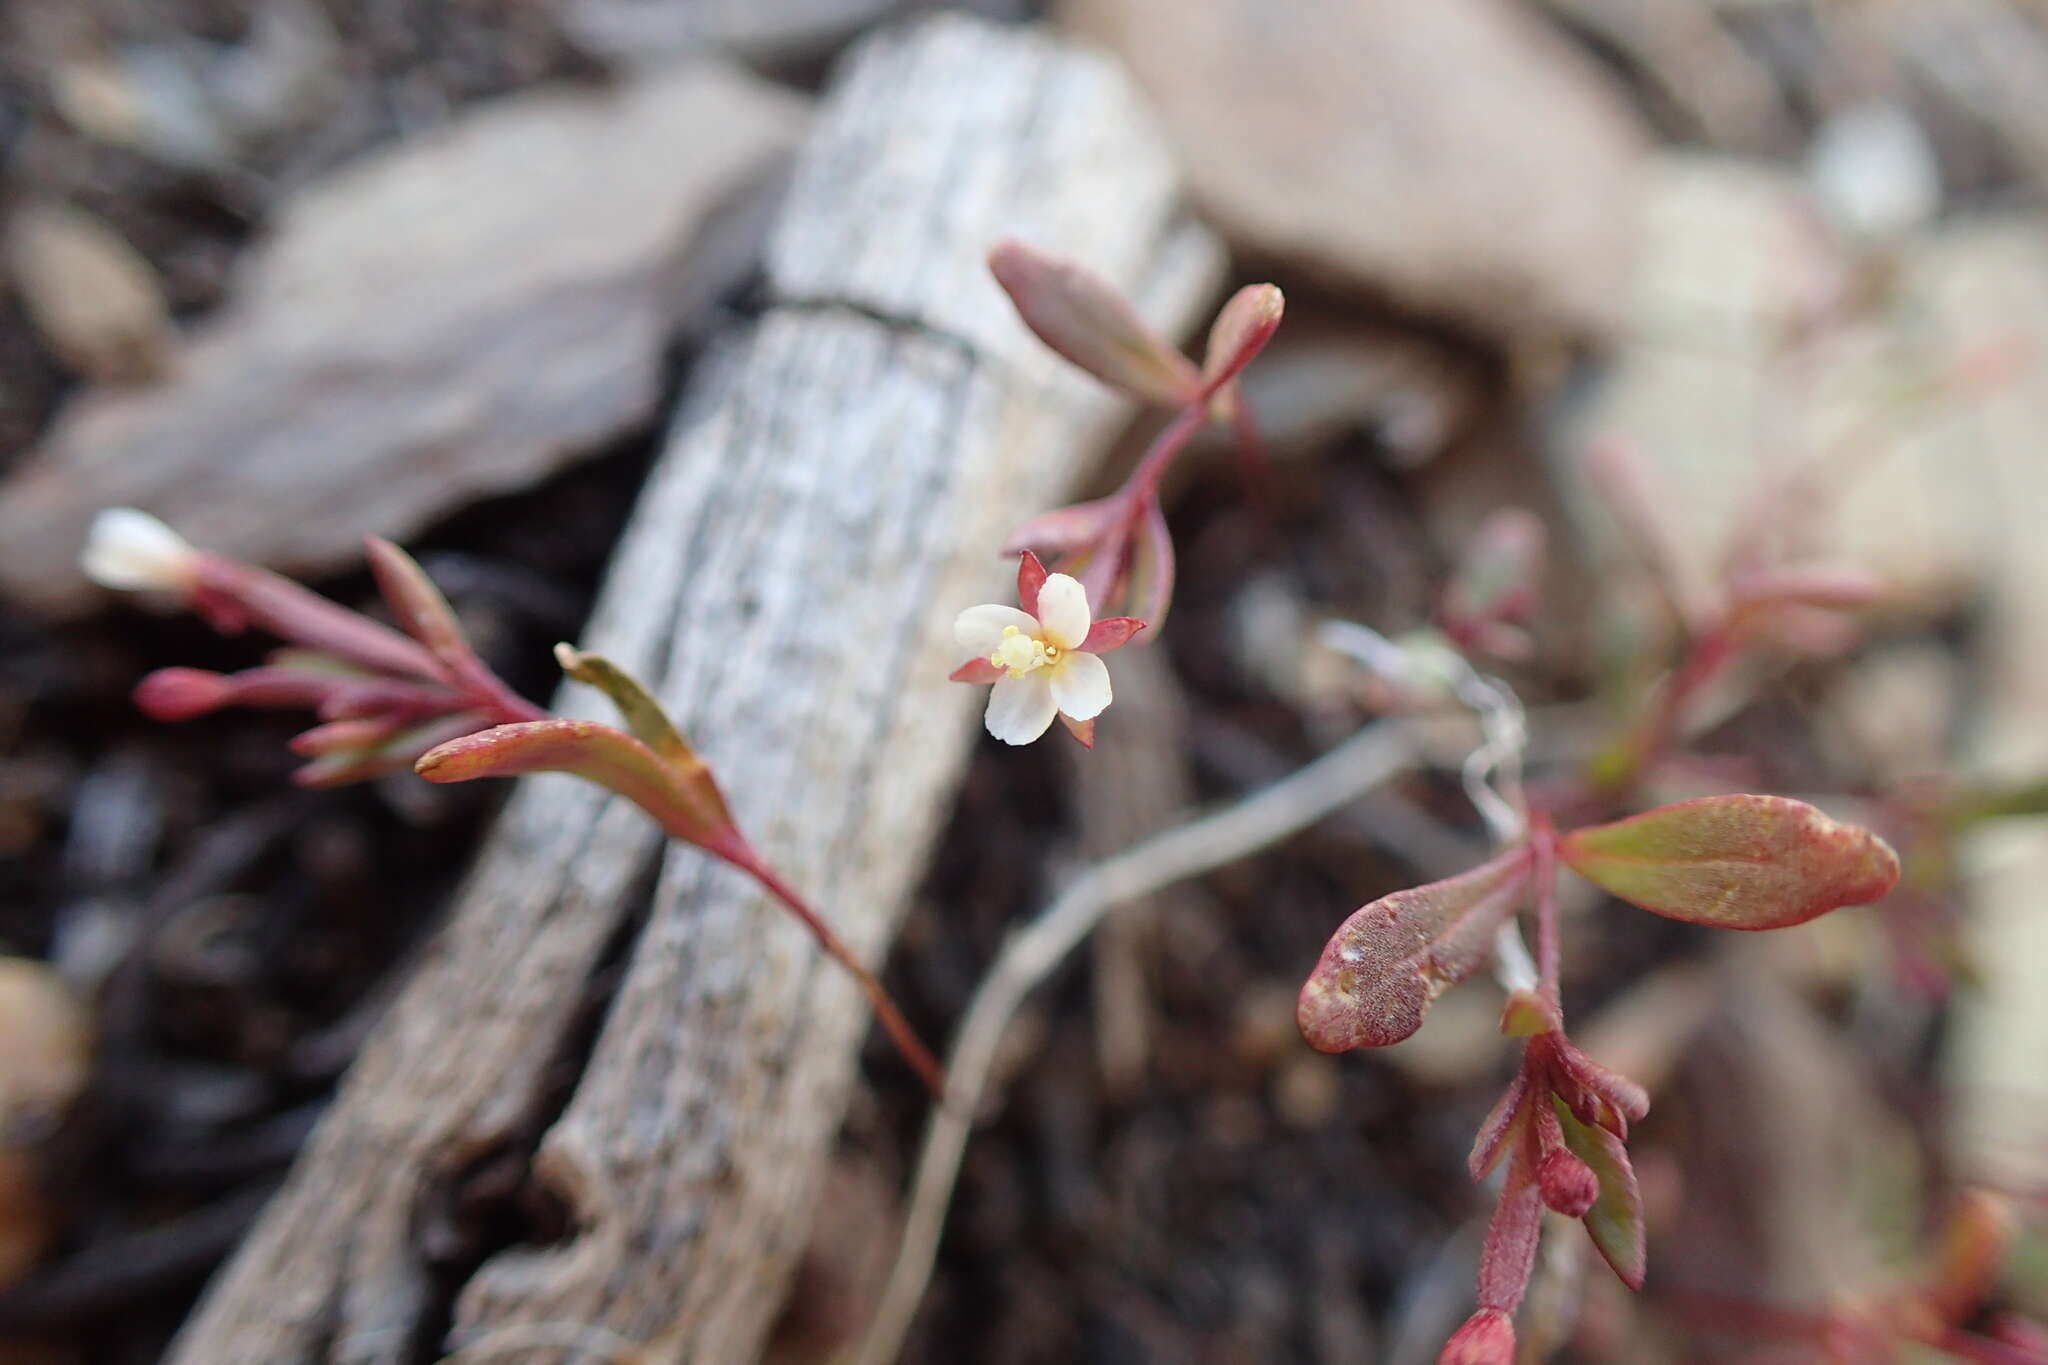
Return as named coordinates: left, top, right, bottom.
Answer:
left=954, top=562, right=1144, bottom=745
left=80, top=507, right=199, bottom=593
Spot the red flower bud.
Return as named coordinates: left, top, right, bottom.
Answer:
left=1538, top=1148, right=1600, bottom=1218
left=1438, top=1309, right=1515, bottom=1365
left=133, top=668, right=236, bottom=721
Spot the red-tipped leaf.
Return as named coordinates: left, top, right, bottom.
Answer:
left=416, top=719, right=735, bottom=850
left=1298, top=847, right=1532, bottom=1052
left=1198, top=283, right=1284, bottom=397
left=364, top=537, right=473, bottom=681
left=1016, top=549, right=1048, bottom=618
left=1001, top=495, right=1125, bottom=559
left=1558, top=795, right=1899, bottom=930
left=987, top=240, right=1199, bottom=405
left=1469, top=1068, right=1531, bottom=1182
left=1080, top=617, right=1145, bottom=654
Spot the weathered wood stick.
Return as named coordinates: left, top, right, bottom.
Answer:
left=167, top=15, right=1220, bottom=1364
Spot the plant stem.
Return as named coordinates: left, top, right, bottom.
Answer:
left=1602, top=619, right=1739, bottom=794
left=1127, top=403, right=1208, bottom=504
left=722, top=844, right=946, bottom=1101
left=1531, top=819, right=1561, bottom=1010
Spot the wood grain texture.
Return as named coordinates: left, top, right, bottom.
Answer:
left=166, top=15, right=1221, bottom=1365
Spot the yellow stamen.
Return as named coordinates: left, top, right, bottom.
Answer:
left=990, top=625, right=1052, bottom=679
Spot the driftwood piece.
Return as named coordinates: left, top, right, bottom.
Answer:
left=165, top=15, right=1221, bottom=1365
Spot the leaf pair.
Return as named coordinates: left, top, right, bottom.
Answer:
left=1298, top=795, right=1900, bottom=1052
left=987, top=240, right=1282, bottom=410
left=416, top=645, right=741, bottom=859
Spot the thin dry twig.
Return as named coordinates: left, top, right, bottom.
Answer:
left=851, top=718, right=1421, bottom=1365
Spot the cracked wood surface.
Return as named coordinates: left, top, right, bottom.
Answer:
left=165, top=16, right=1222, bottom=1364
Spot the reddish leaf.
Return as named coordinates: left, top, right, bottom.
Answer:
left=950, top=657, right=1003, bottom=684
left=1128, top=495, right=1176, bottom=634
left=1552, top=1097, right=1646, bottom=1289
left=1468, top=1068, right=1530, bottom=1182
left=1059, top=713, right=1096, bottom=749
left=1198, top=283, right=1284, bottom=396
left=1080, top=617, right=1146, bottom=654
left=416, top=718, right=735, bottom=851
left=1726, top=563, right=1883, bottom=616
left=289, top=716, right=401, bottom=757
left=295, top=710, right=487, bottom=789
left=1016, top=549, right=1048, bottom=618
left=1551, top=1039, right=1650, bottom=1139
left=987, top=240, right=1199, bottom=405
left=364, top=536, right=473, bottom=681
left=1558, top=795, right=1899, bottom=930
left=189, top=554, right=439, bottom=682
left=1298, top=847, right=1532, bottom=1051
left=1001, top=494, right=1126, bottom=559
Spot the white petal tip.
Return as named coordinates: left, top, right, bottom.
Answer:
left=80, top=508, right=198, bottom=593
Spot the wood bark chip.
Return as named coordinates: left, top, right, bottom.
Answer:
left=166, top=16, right=1221, bottom=1365
left=0, top=63, right=808, bottom=620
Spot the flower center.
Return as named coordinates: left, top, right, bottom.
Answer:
left=990, top=625, right=1059, bottom=678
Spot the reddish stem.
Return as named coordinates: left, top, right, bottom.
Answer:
left=718, top=840, right=946, bottom=1101
left=1530, top=818, right=1561, bottom=1011
left=1603, top=618, right=1740, bottom=794
left=194, top=555, right=442, bottom=682
left=1127, top=403, right=1208, bottom=504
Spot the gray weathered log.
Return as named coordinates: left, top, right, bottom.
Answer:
left=166, top=15, right=1221, bottom=1365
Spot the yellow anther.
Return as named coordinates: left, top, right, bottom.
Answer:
left=991, top=630, right=1048, bottom=677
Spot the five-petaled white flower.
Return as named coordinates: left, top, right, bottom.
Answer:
left=951, top=551, right=1144, bottom=747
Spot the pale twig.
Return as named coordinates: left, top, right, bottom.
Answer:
left=851, top=719, right=1419, bottom=1365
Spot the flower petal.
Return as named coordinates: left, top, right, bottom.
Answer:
left=1050, top=650, right=1112, bottom=720
left=955, top=604, right=1038, bottom=656
left=1035, top=573, right=1091, bottom=650
left=985, top=672, right=1058, bottom=745
left=81, top=507, right=197, bottom=592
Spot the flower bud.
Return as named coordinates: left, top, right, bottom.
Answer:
left=80, top=507, right=199, bottom=594
left=133, top=667, right=236, bottom=721
left=1438, top=1309, right=1515, bottom=1365
left=1538, top=1147, right=1600, bottom=1218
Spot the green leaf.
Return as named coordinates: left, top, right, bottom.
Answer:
left=1298, top=847, right=1531, bottom=1052
left=1947, top=776, right=2048, bottom=827
left=554, top=644, right=692, bottom=765
left=1553, top=1096, right=1646, bottom=1289
left=1558, top=795, right=1899, bottom=930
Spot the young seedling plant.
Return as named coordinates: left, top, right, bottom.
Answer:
left=86, top=240, right=2040, bottom=1365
